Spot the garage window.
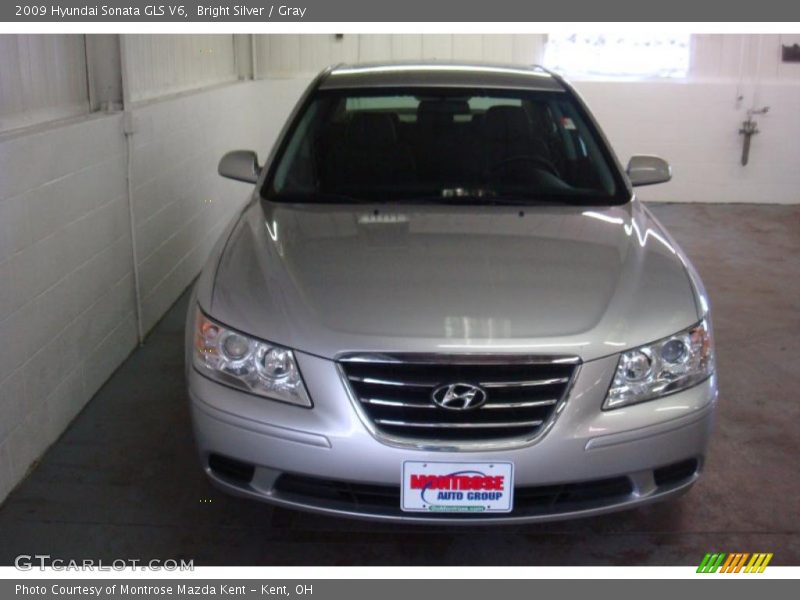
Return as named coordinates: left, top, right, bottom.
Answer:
left=0, top=35, right=90, bottom=133
left=544, top=33, right=690, bottom=79
left=124, top=35, right=238, bottom=102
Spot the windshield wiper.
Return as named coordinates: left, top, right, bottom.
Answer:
left=404, top=193, right=556, bottom=206
left=479, top=194, right=563, bottom=206
left=269, top=191, right=577, bottom=206
left=267, top=192, right=376, bottom=204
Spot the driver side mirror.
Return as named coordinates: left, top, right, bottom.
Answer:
left=627, top=155, right=672, bottom=187
left=218, top=150, right=260, bottom=184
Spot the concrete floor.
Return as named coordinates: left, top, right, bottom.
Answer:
left=0, top=203, right=798, bottom=566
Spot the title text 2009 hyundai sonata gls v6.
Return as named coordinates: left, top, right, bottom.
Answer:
left=185, top=63, right=717, bottom=523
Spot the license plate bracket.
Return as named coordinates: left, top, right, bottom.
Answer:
left=401, top=461, right=514, bottom=513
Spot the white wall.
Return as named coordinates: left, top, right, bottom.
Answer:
left=603, top=34, right=800, bottom=203
left=0, top=35, right=307, bottom=504
left=129, top=78, right=308, bottom=334
left=691, top=34, right=800, bottom=81
left=256, top=33, right=800, bottom=83
left=0, top=114, right=134, bottom=502
left=255, top=34, right=546, bottom=77
left=575, top=80, right=800, bottom=204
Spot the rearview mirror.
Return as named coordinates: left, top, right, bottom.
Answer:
left=627, top=155, right=672, bottom=187
left=218, top=150, right=260, bottom=184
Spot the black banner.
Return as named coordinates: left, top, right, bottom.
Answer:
left=3, top=0, right=799, bottom=22
left=3, top=579, right=797, bottom=600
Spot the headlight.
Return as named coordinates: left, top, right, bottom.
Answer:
left=604, top=319, right=714, bottom=410
left=193, top=310, right=312, bottom=407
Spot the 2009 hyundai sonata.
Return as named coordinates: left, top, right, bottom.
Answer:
left=185, top=62, right=717, bottom=523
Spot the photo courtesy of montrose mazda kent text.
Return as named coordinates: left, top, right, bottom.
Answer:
left=185, top=62, right=717, bottom=523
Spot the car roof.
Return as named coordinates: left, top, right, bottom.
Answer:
left=319, top=62, right=567, bottom=92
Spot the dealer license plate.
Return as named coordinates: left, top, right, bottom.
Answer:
left=401, top=461, right=514, bottom=513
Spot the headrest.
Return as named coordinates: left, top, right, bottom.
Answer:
left=417, top=100, right=470, bottom=130
left=345, top=112, right=398, bottom=147
left=482, top=106, right=532, bottom=141
left=527, top=102, right=555, bottom=136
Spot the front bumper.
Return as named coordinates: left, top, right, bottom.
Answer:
left=188, top=347, right=717, bottom=524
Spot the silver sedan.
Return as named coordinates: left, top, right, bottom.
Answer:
left=186, top=62, right=717, bottom=523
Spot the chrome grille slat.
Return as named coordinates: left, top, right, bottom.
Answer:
left=341, top=353, right=581, bottom=365
left=374, top=419, right=544, bottom=429
left=361, top=398, right=437, bottom=409
left=481, top=377, right=569, bottom=388
left=349, top=375, right=569, bottom=389
left=360, top=397, right=556, bottom=410
left=340, top=354, right=578, bottom=444
left=481, top=399, right=558, bottom=409
left=347, top=376, right=433, bottom=388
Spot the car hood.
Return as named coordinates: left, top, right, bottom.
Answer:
left=209, top=198, right=700, bottom=362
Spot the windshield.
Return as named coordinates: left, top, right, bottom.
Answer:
left=264, top=87, right=628, bottom=205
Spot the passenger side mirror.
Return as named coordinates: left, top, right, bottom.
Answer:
left=218, top=150, right=260, bottom=184
left=626, top=155, right=672, bottom=187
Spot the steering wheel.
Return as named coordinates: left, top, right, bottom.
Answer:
left=488, top=155, right=561, bottom=179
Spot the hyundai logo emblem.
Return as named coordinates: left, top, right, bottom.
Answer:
left=431, top=383, right=488, bottom=411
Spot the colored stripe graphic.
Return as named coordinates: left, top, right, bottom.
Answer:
left=733, top=553, right=749, bottom=573
left=759, top=553, right=774, bottom=573
left=721, top=553, right=737, bottom=572
left=697, top=552, right=773, bottom=573
left=744, top=553, right=773, bottom=573
left=697, top=553, right=727, bottom=573
left=711, top=553, right=726, bottom=573
left=697, top=553, right=713, bottom=573
left=698, top=552, right=772, bottom=573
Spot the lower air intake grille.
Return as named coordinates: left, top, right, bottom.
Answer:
left=208, top=453, right=255, bottom=484
left=273, top=472, right=634, bottom=518
left=653, top=458, right=699, bottom=486
left=340, top=354, right=579, bottom=444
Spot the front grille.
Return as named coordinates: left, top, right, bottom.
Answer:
left=273, top=472, right=634, bottom=518
left=340, top=355, right=578, bottom=444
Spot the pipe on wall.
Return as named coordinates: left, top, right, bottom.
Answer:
left=118, top=35, right=145, bottom=346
